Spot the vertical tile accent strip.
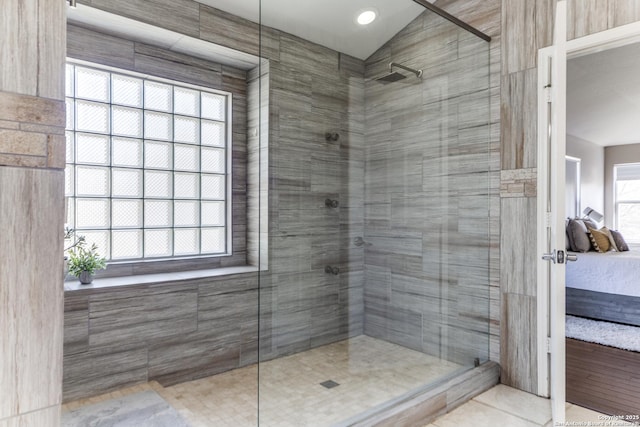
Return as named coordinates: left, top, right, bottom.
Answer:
left=500, top=293, right=537, bottom=392
left=500, top=69, right=538, bottom=170
left=37, top=0, right=66, bottom=99
left=0, top=168, right=65, bottom=419
left=0, top=0, right=39, bottom=96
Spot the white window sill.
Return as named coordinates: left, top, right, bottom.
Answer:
left=63, top=265, right=259, bottom=293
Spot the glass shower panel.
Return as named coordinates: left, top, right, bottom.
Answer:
left=258, top=1, right=491, bottom=425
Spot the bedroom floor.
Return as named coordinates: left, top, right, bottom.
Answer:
left=567, top=337, right=640, bottom=417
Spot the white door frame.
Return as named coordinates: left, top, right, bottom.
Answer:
left=536, top=3, right=567, bottom=423
left=536, top=10, right=640, bottom=421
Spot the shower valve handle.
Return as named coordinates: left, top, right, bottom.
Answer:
left=324, top=266, right=340, bottom=275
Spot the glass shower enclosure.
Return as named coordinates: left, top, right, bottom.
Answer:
left=256, top=0, right=492, bottom=425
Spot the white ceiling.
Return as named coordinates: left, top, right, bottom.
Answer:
left=567, top=41, right=640, bottom=147
left=195, top=0, right=428, bottom=59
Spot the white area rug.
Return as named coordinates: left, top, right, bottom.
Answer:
left=62, top=390, right=190, bottom=427
left=566, top=315, right=640, bottom=352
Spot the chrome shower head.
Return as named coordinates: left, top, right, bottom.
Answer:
left=376, top=72, right=408, bottom=83
left=375, top=62, right=422, bottom=83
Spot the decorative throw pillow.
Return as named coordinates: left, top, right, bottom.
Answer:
left=567, top=219, right=591, bottom=252
left=582, top=218, right=598, bottom=230
left=610, top=230, right=630, bottom=251
left=566, top=219, right=574, bottom=251
left=608, top=227, right=617, bottom=248
left=588, top=228, right=611, bottom=253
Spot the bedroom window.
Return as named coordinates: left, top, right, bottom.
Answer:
left=65, top=61, right=232, bottom=261
left=614, top=163, right=640, bottom=243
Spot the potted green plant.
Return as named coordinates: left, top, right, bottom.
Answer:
left=63, top=227, right=85, bottom=280
left=67, top=243, right=107, bottom=284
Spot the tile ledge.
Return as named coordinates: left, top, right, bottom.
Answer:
left=63, top=265, right=259, bottom=292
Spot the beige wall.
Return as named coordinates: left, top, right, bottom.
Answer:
left=0, top=1, right=66, bottom=426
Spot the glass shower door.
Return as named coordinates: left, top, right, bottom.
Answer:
left=257, top=1, right=492, bottom=425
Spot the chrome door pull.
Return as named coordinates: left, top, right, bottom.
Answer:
left=566, top=253, right=578, bottom=262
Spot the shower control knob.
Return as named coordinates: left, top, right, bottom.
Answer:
left=325, top=199, right=339, bottom=208
left=325, top=132, right=340, bottom=142
left=324, top=266, right=340, bottom=275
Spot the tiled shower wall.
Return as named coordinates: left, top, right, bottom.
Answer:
left=257, top=28, right=367, bottom=359
left=63, top=273, right=259, bottom=402
left=361, top=11, right=497, bottom=366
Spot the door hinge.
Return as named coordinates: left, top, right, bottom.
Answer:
left=546, top=337, right=551, bottom=353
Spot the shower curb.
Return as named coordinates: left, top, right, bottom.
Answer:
left=338, top=361, right=500, bottom=427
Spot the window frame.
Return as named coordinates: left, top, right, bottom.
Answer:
left=64, top=58, right=234, bottom=265
left=614, top=162, right=640, bottom=243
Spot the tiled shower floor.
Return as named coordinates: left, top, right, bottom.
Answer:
left=62, top=335, right=463, bottom=426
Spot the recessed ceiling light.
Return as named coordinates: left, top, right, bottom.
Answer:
left=356, top=9, right=377, bottom=25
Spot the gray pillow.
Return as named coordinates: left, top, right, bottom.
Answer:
left=610, top=230, right=630, bottom=251
left=568, top=219, right=591, bottom=252
left=566, top=219, right=574, bottom=251
left=582, top=217, right=598, bottom=230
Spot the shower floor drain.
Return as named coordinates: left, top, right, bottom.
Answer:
left=320, top=380, right=340, bottom=389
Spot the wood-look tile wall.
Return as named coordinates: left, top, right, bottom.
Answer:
left=362, top=9, right=497, bottom=366
left=258, top=33, right=366, bottom=359
left=62, top=273, right=258, bottom=401
left=0, top=1, right=66, bottom=426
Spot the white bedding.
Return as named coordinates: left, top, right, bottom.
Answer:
left=566, top=249, right=640, bottom=297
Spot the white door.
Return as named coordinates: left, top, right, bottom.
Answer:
left=537, top=0, right=568, bottom=424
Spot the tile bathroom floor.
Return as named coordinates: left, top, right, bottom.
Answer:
left=63, top=336, right=627, bottom=427
left=422, top=384, right=637, bottom=427
left=63, top=335, right=463, bottom=426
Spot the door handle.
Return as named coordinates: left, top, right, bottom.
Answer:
left=542, top=249, right=574, bottom=264
left=542, top=250, right=557, bottom=264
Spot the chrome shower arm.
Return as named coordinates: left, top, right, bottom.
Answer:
left=389, top=62, right=422, bottom=78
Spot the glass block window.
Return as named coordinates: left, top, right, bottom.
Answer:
left=65, top=61, right=230, bottom=261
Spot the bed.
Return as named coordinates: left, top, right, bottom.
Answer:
left=566, top=249, right=640, bottom=327
left=565, top=250, right=640, bottom=417
left=564, top=222, right=640, bottom=416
